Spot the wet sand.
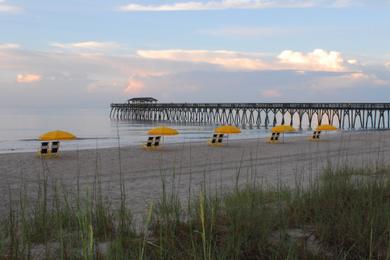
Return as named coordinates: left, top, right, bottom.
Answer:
left=0, top=130, right=389, bottom=216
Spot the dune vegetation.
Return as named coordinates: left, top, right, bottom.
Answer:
left=1, top=163, right=390, bottom=259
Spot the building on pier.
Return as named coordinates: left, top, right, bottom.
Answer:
left=128, top=97, right=158, bottom=104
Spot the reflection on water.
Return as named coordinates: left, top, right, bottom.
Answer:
left=0, top=108, right=336, bottom=153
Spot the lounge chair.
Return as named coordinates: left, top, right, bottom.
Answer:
left=38, top=142, right=49, bottom=157
left=209, top=134, right=218, bottom=144
left=310, top=131, right=321, bottom=141
left=208, top=134, right=223, bottom=146
left=51, top=141, right=60, bottom=156
left=144, top=136, right=154, bottom=149
left=217, top=134, right=224, bottom=144
left=154, top=136, right=161, bottom=147
left=268, top=132, right=280, bottom=143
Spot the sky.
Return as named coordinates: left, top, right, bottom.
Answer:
left=1, top=0, right=390, bottom=109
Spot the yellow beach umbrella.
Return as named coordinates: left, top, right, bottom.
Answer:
left=271, top=125, right=296, bottom=143
left=214, top=125, right=241, bottom=134
left=272, top=125, right=296, bottom=133
left=316, top=124, right=337, bottom=131
left=214, top=125, right=240, bottom=145
left=147, top=126, right=179, bottom=136
left=39, top=130, right=76, bottom=141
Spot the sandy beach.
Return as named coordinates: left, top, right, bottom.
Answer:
left=1, top=130, right=389, bottom=217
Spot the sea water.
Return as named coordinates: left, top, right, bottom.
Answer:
left=0, top=107, right=328, bottom=154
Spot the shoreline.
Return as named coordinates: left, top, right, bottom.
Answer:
left=0, top=128, right=380, bottom=155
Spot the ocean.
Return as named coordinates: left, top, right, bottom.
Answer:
left=0, top=107, right=329, bottom=154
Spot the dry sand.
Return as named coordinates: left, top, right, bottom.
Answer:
left=0, top=130, right=389, bottom=217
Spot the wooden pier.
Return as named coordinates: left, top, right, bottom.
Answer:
left=110, top=100, right=390, bottom=129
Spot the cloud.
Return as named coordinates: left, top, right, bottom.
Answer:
left=137, top=49, right=267, bottom=70
left=51, top=41, right=121, bottom=51
left=347, top=59, right=358, bottom=65
left=261, top=89, right=282, bottom=98
left=87, top=80, right=122, bottom=93
left=199, top=26, right=305, bottom=37
left=119, top=0, right=315, bottom=12
left=138, top=69, right=390, bottom=103
left=16, top=74, right=41, bottom=83
left=0, top=43, right=20, bottom=49
left=277, top=49, right=344, bottom=72
left=0, top=0, right=20, bottom=13
left=1, top=47, right=389, bottom=108
left=124, top=78, right=144, bottom=94
left=118, top=0, right=372, bottom=11
left=308, top=71, right=388, bottom=90
left=330, top=0, right=365, bottom=7
left=138, top=48, right=351, bottom=72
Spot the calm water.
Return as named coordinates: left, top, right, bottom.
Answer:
left=0, top=108, right=323, bottom=154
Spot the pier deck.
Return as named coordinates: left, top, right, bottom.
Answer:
left=110, top=102, right=390, bottom=129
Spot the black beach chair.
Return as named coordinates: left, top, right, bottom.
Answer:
left=38, top=142, right=49, bottom=157
left=209, top=133, right=222, bottom=146
left=208, top=134, right=218, bottom=145
left=144, top=136, right=154, bottom=149
left=268, top=132, right=280, bottom=143
left=217, top=134, right=224, bottom=144
left=154, top=136, right=161, bottom=147
left=51, top=141, right=60, bottom=156
left=310, top=131, right=321, bottom=141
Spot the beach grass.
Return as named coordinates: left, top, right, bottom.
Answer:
left=1, top=164, right=390, bottom=259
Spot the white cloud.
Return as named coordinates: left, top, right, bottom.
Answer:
left=0, top=43, right=20, bottom=49
left=137, top=49, right=266, bottom=70
left=51, top=41, right=121, bottom=51
left=0, top=0, right=20, bottom=13
left=278, top=49, right=345, bottom=72
left=138, top=48, right=352, bottom=72
left=119, top=0, right=315, bottom=12
left=119, top=0, right=369, bottom=11
left=16, top=74, right=41, bottom=83
left=347, top=59, right=358, bottom=65
left=199, top=26, right=304, bottom=37
left=330, top=0, right=358, bottom=7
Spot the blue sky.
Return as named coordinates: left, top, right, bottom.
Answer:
left=1, top=0, right=390, bottom=108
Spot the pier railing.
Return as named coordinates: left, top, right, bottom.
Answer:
left=110, top=103, right=390, bottom=129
